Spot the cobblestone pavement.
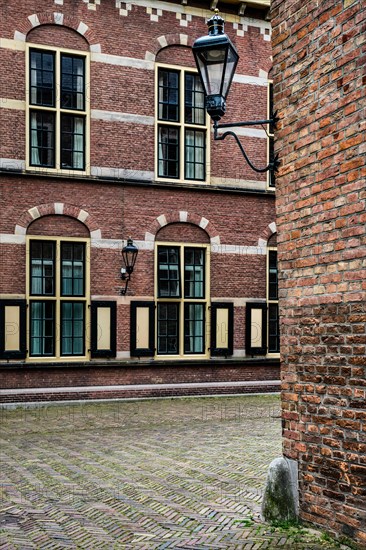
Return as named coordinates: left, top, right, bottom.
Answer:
left=0, top=395, right=348, bottom=549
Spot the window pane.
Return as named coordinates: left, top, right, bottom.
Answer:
left=185, top=130, right=205, bottom=181
left=30, top=301, right=55, bottom=356
left=61, top=302, right=85, bottom=356
left=268, top=303, right=280, bottom=353
left=158, top=126, right=179, bottom=178
left=61, top=115, right=85, bottom=170
left=184, top=303, right=205, bottom=354
left=30, top=50, right=55, bottom=107
left=185, top=74, right=205, bottom=125
left=158, top=69, right=179, bottom=122
left=269, top=135, right=276, bottom=187
left=184, top=248, right=205, bottom=298
left=157, top=303, right=179, bottom=355
left=158, top=246, right=180, bottom=297
left=268, top=251, right=278, bottom=300
left=61, top=55, right=85, bottom=111
left=30, top=111, right=55, bottom=167
left=30, top=241, right=55, bottom=296
left=61, top=242, right=85, bottom=296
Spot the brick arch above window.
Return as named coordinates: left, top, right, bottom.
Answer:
left=145, top=212, right=220, bottom=246
left=258, top=222, right=277, bottom=249
left=27, top=215, right=90, bottom=238
left=156, top=223, right=210, bottom=244
left=146, top=33, right=193, bottom=61
left=14, top=12, right=101, bottom=52
left=14, top=203, right=102, bottom=239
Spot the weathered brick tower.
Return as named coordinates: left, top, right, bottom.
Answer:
left=272, top=0, right=366, bottom=544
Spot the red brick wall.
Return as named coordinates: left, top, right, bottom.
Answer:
left=272, top=0, right=366, bottom=545
left=0, top=361, right=280, bottom=391
left=0, top=2, right=275, bottom=369
left=0, top=1, right=272, bottom=183
left=28, top=216, right=90, bottom=237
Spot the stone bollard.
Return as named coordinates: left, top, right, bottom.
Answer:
left=261, top=456, right=299, bottom=523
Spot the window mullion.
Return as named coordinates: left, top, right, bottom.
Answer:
left=55, top=240, right=61, bottom=358
left=55, top=50, right=60, bottom=171
left=180, top=70, right=185, bottom=181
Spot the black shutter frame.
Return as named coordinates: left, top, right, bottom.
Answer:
left=130, top=301, right=155, bottom=357
left=0, top=299, right=27, bottom=359
left=90, top=301, right=117, bottom=358
left=210, top=302, right=234, bottom=357
left=245, top=302, right=267, bottom=356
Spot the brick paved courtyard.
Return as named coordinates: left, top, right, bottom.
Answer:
left=0, top=395, right=347, bottom=549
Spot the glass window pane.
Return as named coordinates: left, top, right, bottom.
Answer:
left=61, top=242, right=85, bottom=296
left=30, top=111, right=55, bottom=167
left=157, top=303, right=179, bottom=355
left=158, top=69, right=179, bottom=122
left=184, top=303, right=205, bottom=354
left=185, top=130, right=205, bottom=181
left=61, top=115, right=85, bottom=170
left=30, top=241, right=55, bottom=296
left=61, top=55, right=85, bottom=111
left=158, top=246, right=181, bottom=297
left=268, top=303, right=280, bottom=353
left=185, top=74, right=205, bottom=125
left=184, top=248, right=205, bottom=298
left=30, top=301, right=55, bottom=356
left=30, top=50, right=55, bottom=107
left=61, top=302, right=85, bottom=356
left=158, top=126, right=179, bottom=179
left=268, top=251, right=278, bottom=300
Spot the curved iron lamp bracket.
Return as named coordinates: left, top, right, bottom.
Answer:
left=213, top=112, right=280, bottom=173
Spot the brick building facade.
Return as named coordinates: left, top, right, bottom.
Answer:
left=272, top=0, right=365, bottom=545
left=0, top=0, right=279, bottom=402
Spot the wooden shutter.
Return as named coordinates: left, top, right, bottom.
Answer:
left=245, top=302, right=267, bottom=356
left=130, top=301, right=155, bottom=357
left=91, top=301, right=116, bottom=358
left=210, top=302, right=234, bottom=357
left=0, top=299, right=27, bottom=359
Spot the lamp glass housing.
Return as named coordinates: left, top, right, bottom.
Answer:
left=122, top=238, right=138, bottom=275
left=194, top=42, right=238, bottom=99
left=192, top=16, right=239, bottom=121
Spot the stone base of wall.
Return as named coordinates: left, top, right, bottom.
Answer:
left=0, top=359, right=280, bottom=403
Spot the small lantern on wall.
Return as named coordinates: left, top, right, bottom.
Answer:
left=121, top=238, right=138, bottom=295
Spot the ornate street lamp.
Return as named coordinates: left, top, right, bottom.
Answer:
left=192, top=10, right=279, bottom=174
left=192, top=10, right=239, bottom=121
left=121, top=238, right=138, bottom=295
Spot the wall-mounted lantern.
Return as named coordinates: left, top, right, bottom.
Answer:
left=121, top=238, right=138, bottom=295
left=192, top=10, right=279, bottom=174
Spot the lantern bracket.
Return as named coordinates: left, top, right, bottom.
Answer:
left=213, top=114, right=280, bottom=173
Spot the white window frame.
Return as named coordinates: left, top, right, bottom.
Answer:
left=26, top=43, right=90, bottom=176
left=26, top=236, right=91, bottom=362
left=154, top=242, right=210, bottom=359
left=155, top=63, right=210, bottom=184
